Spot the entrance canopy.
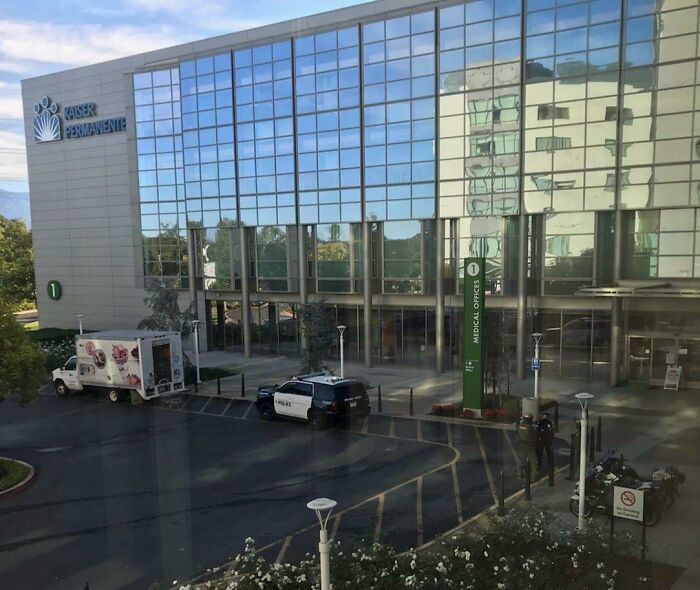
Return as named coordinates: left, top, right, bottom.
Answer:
left=576, top=283, right=700, bottom=298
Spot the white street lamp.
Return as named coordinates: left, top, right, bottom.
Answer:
left=307, top=497, right=337, bottom=590
left=532, top=332, right=543, bottom=401
left=574, top=392, right=594, bottom=531
left=191, top=320, right=202, bottom=384
left=337, top=325, right=346, bottom=378
left=76, top=314, right=85, bottom=335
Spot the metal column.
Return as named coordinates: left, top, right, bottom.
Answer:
left=435, top=219, right=444, bottom=373
left=609, top=209, right=623, bottom=387
left=298, top=224, right=308, bottom=351
left=516, top=214, right=528, bottom=379
left=240, top=227, right=252, bottom=358
left=187, top=227, right=198, bottom=317
left=363, top=221, right=372, bottom=368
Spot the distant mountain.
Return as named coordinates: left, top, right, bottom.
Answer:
left=0, top=190, right=30, bottom=227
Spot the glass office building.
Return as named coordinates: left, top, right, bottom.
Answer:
left=132, top=0, right=700, bottom=388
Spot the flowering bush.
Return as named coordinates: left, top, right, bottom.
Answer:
left=181, top=509, right=636, bottom=590
left=40, top=337, right=75, bottom=373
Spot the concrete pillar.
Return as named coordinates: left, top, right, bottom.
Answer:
left=363, top=221, right=372, bottom=368
left=609, top=209, right=624, bottom=387
left=239, top=227, right=252, bottom=358
left=516, top=214, right=528, bottom=379
left=297, top=224, right=308, bottom=351
left=435, top=219, right=444, bottom=373
left=187, top=227, right=198, bottom=316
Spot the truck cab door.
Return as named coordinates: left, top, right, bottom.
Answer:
left=274, top=382, right=296, bottom=417
left=61, top=356, right=82, bottom=390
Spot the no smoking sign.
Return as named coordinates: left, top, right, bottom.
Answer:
left=614, top=486, right=644, bottom=522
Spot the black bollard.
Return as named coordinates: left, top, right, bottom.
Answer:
left=217, top=377, right=221, bottom=396
left=596, top=416, right=602, bottom=452
left=84, top=584, right=90, bottom=590
left=566, top=433, right=576, bottom=481
left=588, top=426, right=595, bottom=464
left=241, top=373, right=246, bottom=398
left=498, top=471, right=505, bottom=516
left=194, top=380, right=198, bottom=393
left=548, top=447, right=555, bottom=487
left=409, top=387, right=414, bottom=416
left=524, top=457, right=531, bottom=501
left=554, top=401, right=559, bottom=433
left=378, top=384, right=383, bottom=413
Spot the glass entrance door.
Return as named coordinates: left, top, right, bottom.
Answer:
left=627, top=336, right=651, bottom=382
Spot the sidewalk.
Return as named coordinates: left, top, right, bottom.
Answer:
left=194, top=350, right=700, bottom=588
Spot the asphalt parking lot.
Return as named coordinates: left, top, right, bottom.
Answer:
left=0, top=390, right=567, bottom=589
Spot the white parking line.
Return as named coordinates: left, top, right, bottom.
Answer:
left=416, top=420, right=423, bottom=441
left=199, top=396, right=213, bottom=413
left=374, top=494, right=385, bottom=543
left=242, top=401, right=255, bottom=420
left=416, top=477, right=424, bottom=547
left=275, top=536, right=293, bottom=564
left=475, top=427, right=498, bottom=506
left=388, top=418, right=395, bottom=438
left=361, top=418, right=369, bottom=434
left=503, top=429, right=521, bottom=475
left=180, top=395, right=193, bottom=410
left=221, top=398, right=234, bottom=416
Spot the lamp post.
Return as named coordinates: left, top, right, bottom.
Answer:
left=575, top=392, right=594, bottom=530
left=532, top=332, right=543, bottom=400
left=191, top=320, right=202, bottom=384
left=76, top=314, right=84, bottom=335
left=337, top=325, right=346, bottom=378
left=307, top=497, right=337, bottom=590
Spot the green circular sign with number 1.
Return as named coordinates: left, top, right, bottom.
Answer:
left=47, top=280, right=62, bottom=301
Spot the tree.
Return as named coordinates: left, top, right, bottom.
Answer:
left=299, top=299, right=335, bottom=373
left=0, top=300, right=45, bottom=405
left=138, top=283, right=196, bottom=339
left=0, top=216, right=35, bottom=309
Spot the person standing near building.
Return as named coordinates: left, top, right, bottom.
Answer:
left=516, top=413, right=537, bottom=480
left=536, top=412, right=555, bottom=471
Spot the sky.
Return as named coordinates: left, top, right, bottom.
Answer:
left=0, top=0, right=365, bottom=194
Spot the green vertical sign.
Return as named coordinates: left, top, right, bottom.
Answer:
left=47, top=280, right=62, bottom=301
left=463, top=258, right=485, bottom=411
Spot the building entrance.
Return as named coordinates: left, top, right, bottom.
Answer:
left=626, top=333, right=700, bottom=389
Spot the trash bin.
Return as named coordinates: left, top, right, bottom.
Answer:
left=522, top=396, right=539, bottom=419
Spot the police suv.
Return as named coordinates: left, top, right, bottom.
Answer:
left=256, top=373, right=371, bottom=430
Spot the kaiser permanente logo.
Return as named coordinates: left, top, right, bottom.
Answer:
left=33, top=96, right=61, bottom=142
left=32, top=95, right=127, bottom=143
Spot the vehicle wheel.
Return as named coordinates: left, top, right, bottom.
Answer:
left=259, top=403, right=275, bottom=421
left=569, top=497, right=593, bottom=518
left=642, top=504, right=663, bottom=527
left=54, top=380, right=69, bottom=397
left=108, top=389, right=121, bottom=403
left=309, top=411, right=326, bottom=431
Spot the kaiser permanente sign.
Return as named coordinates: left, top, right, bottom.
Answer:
left=463, top=257, right=485, bottom=413
left=32, top=96, right=126, bottom=143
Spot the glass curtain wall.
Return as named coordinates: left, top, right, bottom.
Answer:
left=625, top=208, right=700, bottom=278
left=235, top=41, right=296, bottom=226
left=362, top=11, right=436, bottom=221
left=438, top=0, right=522, bottom=219
left=180, top=54, right=237, bottom=228
left=383, top=220, right=423, bottom=293
left=295, top=27, right=362, bottom=224
left=134, top=68, right=188, bottom=287
left=543, top=211, right=595, bottom=294
left=523, top=0, right=620, bottom=214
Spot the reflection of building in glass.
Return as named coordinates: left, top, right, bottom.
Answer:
left=24, top=0, right=700, bottom=387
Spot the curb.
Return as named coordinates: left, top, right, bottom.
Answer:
left=0, top=457, right=36, bottom=499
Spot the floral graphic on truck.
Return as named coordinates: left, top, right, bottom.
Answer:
left=112, top=344, right=129, bottom=365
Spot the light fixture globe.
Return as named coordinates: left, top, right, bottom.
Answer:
left=337, top=325, right=346, bottom=335
left=306, top=497, right=337, bottom=512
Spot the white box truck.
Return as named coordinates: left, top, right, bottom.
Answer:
left=52, top=330, right=186, bottom=402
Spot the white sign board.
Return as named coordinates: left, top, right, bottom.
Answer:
left=664, top=365, right=682, bottom=391
left=613, top=486, right=644, bottom=522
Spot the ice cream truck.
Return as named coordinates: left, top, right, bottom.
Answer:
left=52, top=330, right=186, bottom=402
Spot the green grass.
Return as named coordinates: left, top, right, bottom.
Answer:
left=0, top=458, right=31, bottom=492
left=22, top=321, right=39, bottom=331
